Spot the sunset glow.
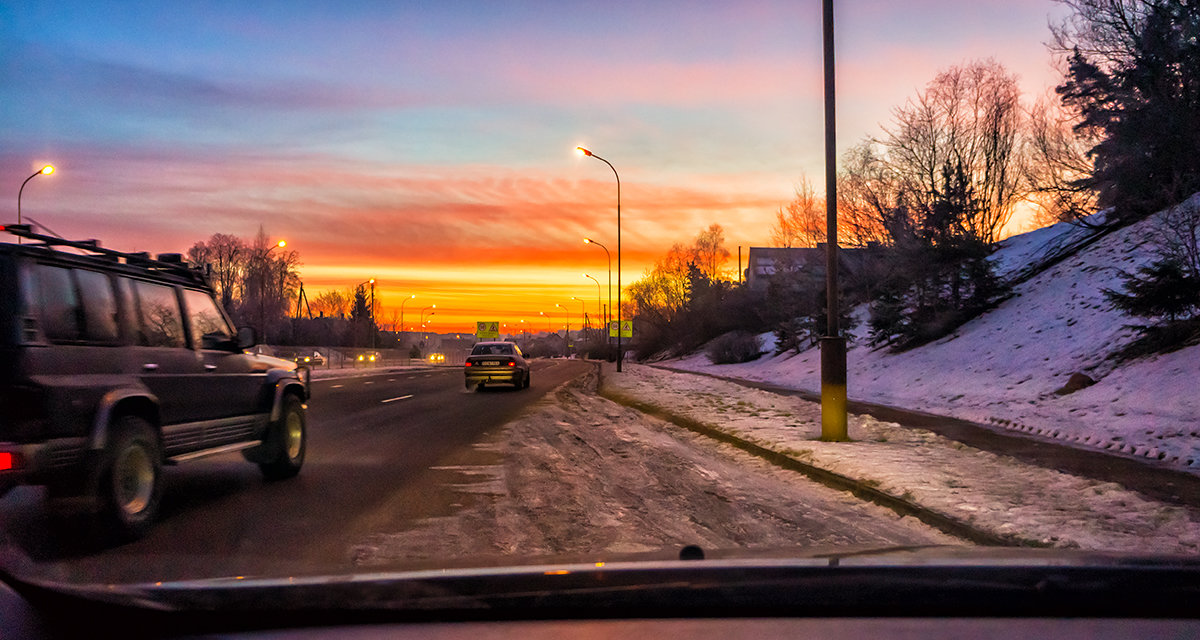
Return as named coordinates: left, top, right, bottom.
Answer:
left=2, top=1, right=1068, bottom=333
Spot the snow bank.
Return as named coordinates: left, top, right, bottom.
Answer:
left=672, top=208, right=1200, bottom=470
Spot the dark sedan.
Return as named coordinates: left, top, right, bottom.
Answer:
left=464, top=341, right=530, bottom=390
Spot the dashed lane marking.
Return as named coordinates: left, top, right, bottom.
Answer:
left=381, top=395, right=414, bottom=404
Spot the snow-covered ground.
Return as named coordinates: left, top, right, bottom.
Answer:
left=672, top=198, right=1200, bottom=470
left=604, top=363, right=1200, bottom=554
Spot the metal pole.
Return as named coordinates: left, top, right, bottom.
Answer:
left=820, top=0, right=848, bottom=441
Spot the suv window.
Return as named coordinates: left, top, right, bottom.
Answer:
left=31, top=265, right=82, bottom=342
left=182, top=288, right=233, bottom=349
left=133, top=280, right=185, bottom=348
left=75, top=269, right=120, bottom=343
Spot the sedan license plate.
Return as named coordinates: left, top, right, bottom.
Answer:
left=482, top=360, right=499, bottom=366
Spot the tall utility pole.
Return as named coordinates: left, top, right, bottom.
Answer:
left=820, top=0, right=848, bottom=441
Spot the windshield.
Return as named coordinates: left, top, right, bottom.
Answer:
left=3, top=0, right=1200, bottom=609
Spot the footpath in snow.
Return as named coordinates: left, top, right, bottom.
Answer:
left=603, top=362, right=1200, bottom=555
left=672, top=200, right=1200, bottom=471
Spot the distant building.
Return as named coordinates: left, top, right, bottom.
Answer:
left=745, top=244, right=884, bottom=292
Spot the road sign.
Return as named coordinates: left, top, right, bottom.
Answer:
left=608, top=320, right=632, bottom=338
left=476, top=321, right=500, bottom=339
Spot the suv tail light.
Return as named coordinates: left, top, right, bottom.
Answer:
left=0, top=451, right=19, bottom=472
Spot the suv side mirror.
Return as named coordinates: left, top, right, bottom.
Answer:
left=237, top=327, right=257, bottom=350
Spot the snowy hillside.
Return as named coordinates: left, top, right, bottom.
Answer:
left=673, top=197, right=1200, bottom=471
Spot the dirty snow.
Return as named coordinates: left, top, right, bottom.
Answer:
left=673, top=198, right=1200, bottom=470
left=352, top=370, right=958, bottom=566
left=605, top=363, right=1200, bottom=555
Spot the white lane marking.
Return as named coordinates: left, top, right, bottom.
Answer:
left=332, top=384, right=344, bottom=389
left=364, top=381, right=374, bottom=385
left=381, top=395, right=414, bottom=404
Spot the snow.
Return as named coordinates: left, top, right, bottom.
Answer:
left=672, top=201, right=1200, bottom=470
left=605, top=363, right=1200, bottom=554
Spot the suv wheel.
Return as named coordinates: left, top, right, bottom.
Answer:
left=259, top=395, right=306, bottom=480
left=94, top=416, right=163, bottom=540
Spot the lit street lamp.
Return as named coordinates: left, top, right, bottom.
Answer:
left=556, top=303, right=570, bottom=357
left=17, top=165, right=54, bottom=244
left=577, top=145, right=621, bottom=371
left=357, top=279, right=376, bottom=348
left=420, top=305, right=436, bottom=328
left=400, top=294, right=416, bottom=335
left=583, top=274, right=602, bottom=333
left=260, top=239, right=288, bottom=343
left=583, top=238, right=612, bottom=350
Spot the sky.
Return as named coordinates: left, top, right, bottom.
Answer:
left=1, top=0, right=1072, bottom=334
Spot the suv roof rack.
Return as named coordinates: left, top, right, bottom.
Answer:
left=1, top=223, right=211, bottom=287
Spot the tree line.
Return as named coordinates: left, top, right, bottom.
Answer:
left=186, top=228, right=380, bottom=347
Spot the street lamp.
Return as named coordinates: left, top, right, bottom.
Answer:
left=583, top=274, right=602, bottom=331
left=556, top=303, right=570, bottom=357
left=577, top=144, right=622, bottom=372
left=17, top=165, right=54, bottom=244
left=260, top=239, right=288, bottom=343
left=583, top=238, right=612, bottom=347
left=570, top=296, right=587, bottom=328
left=357, top=278, right=376, bottom=348
left=420, top=305, right=436, bottom=328
left=400, top=294, right=416, bottom=336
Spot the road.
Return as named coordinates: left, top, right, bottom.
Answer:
left=0, top=359, right=592, bottom=582
left=1, top=357, right=957, bottom=584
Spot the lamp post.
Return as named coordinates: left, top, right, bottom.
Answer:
left=570, top=296, right=587, bottom=329
left=583, top=274, right=602, bottom=328
left=583, top=238, right=612, bottom=353
left=820, top=0, right=848, bottom=441
left=556, top=303, right=570, bottom=357
left=577, top=146, right=621, bottom=371
left=399, top=294, right=416, bottom=340
left=17, top=165, right=54, bottom=245
left=571, top=297, right=587, bottom=355
left=260, top=239, right=287, bottom=344
left=356, top=278, right=376, bottom=349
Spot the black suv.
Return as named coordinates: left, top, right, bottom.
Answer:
left=0, top=225, right=310, bottom=539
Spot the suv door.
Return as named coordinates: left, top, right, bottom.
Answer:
left=128, top=278, right=205, bottom=427
left=180, top=288, right=262, bottom=421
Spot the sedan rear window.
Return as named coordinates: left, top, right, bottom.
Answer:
left=471, top=343, right=513, bottom=356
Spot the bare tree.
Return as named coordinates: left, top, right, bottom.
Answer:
left=310, top=288, right=352, bottom=319
left=836, top=142, right=906, bottom=246
left=186, top=233, right=246, bottom=312
left=771, top=178, right=826, bottom=248
left=691, top=224, right=731, bottom=281
left=1023, top=93, right=1100, bottom=226
left=880, top=59, right=1025, bottom=244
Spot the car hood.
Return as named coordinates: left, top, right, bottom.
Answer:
left=6, top=543, right=1200, bottom=623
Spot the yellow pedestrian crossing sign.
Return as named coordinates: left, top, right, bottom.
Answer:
left=476, top=321, right=500, bottom=339
left=609, top=320, right=632, bottom=338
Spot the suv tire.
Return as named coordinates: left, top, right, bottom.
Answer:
left=94, top=415, right=163, bottom=541
left=258, top=395, right=306, bottom=481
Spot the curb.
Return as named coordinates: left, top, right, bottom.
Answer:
left=594, top=370, right=1040, bottom=549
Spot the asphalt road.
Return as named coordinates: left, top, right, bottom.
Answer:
left=0, top=358, right=594, bottom=583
